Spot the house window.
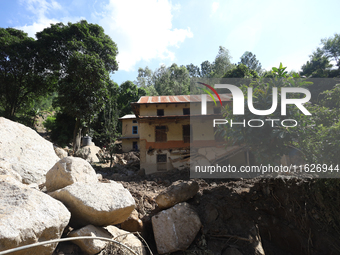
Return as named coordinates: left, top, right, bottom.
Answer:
left=132, top=141, right=138, bottom=151
left=213, top=107, right=221, bottom=114
left=157, top=109, right=164, bottom=116
left=183, top=108, right=190, bottom=115
left=157, top=154, right=167, bottom=171
left=183, top=125, right=191, bottom=143
left=132, top=126, right=138, bottom=134
left=155, top=126, right=167, bottom=142
left=132, top=120, right=137, bottom=123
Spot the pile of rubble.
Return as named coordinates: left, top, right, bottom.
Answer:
left=0, top=117, right=208, bottom=255
left=0, top=117, right=147, bottom=255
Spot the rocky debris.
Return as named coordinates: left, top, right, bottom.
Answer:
left=0, top=160, right=22, bottom=183
left=45, top=156, right=98, bottom=192
left=113, top=152, right=140, bottom=166
left=121, top=209, right=144, bottom=233
left=68, top=225, right=111, bottom=255
left=49, top=182, right=135, bottom=228
left=155, top=180, right=199, bottom=209
left=152, top=202, right=201, bottom=254
left=75, top=145, right=102, bottom=163
left=54, top=146, right=68, bottom=159
left=0, top=175, right=70, bottom=255
left=0, top=117, right=60, bottom=184
left=103, top=225, right=146, bottom=255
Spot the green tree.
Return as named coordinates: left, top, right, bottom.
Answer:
left=0, top=28, right=54, bottom=119
left=300, top=48, right=332, bottom=77
left=321, top=33, right=340, bottom=68
left=56, top=53, right=110, bottom=151
left=153, top=64, right=190, bottom=95
left=200, top=60, right=212, bottom=78
left=239, top=51, right=262, bottom=73
left=37, top=20, right=119, bottom=152
left=117, top=80, right=146, bottom=117
left=135, top=67, right=158, bottom=96
left=186, top=63, right=200, bottom=77
left=223, top=64, right=259, bottom=79
left=211, top=46, right=234, bottom=78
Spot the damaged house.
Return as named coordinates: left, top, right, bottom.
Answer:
left=127, top=94, right=249, bottom=174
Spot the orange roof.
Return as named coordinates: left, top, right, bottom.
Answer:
left=136, top=94, right=232, bottom=104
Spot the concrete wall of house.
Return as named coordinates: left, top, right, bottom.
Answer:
left=121, top=119, right=139, bottom=138
left=122, top=139, right=140, bottom=153
left=121, top=118, right=139, bottom=153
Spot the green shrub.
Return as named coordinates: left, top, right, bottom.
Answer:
left=43, top=116, right=56, bottom=131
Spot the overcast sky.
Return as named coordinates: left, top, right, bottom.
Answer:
left=1, top=0, right=339, bottom=85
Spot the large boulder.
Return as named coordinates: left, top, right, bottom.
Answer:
left=155, top=180, right=199, bottom=209
left=0, top=175, right=71, bottom=255
left=68, top=225, right=111, bottom=255
left=75, top=145, right=102, bottom=163
left=45, top=156, right=98, bottom=192
left=49, top=182, right=135, bottom=228
left=152, top=202, right=201, bottom=254
left=0, top=117, right=59, bottom=184
left=0, top=160, right=22, bottom=183
left=104, top=226, right=146, bottom=255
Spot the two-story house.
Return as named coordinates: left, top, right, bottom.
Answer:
left=130, top=94, right=249, bottom=174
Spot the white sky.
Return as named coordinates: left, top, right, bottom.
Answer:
left=1, top=0, right=339, bottom=84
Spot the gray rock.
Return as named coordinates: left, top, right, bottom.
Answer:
left=54, top=146, right=68, bottom=159
left=46, top=156, right=98, bottom=192
left=0, top=117, right=59, bottom=184
left=0, top=175, right=70, bottom=255
left=155, top=180, right=199, bottom=209
left=49, top=182, right=135, bottom=228
left=104, top=226, right=146, bottom=255
left=68, top=225, right=111, bottom=255
left=121, top=209, right=144, bottom=233
left=0, top=160, right=22, bottom=183
left=75, top=145, right=102, bottom=163
left=152, top=202, right=201, bottom=254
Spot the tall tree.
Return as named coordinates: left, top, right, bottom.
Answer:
left=135, top=67, right=158, bottom=95
left=211, top=46, right=234, bottom=78
left=37, top=20, right=119, bottom=152
left=117, top=80, right=146, bottom=117
left=56, top=53, right=110, bottom=152
left=300, top=48, right=332, bottom=77
left=200, top=60, right=212, bottom=78
left=186, top=63, right=200, bottom=77
left=0, top=28, right=54, bottom=119
left=223, top=63, right=259, bottom=79
left=136, top=67, right=153, bottom=88
left=321, top=33, right=340, bottom=68
left=239, top=51, right=262, bottom=73
left=153, top=64, right=190, bottom=95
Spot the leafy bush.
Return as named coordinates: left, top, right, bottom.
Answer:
left=43, top=116, right=56, bottom=131
left=43, top=112, right=75, bottom=147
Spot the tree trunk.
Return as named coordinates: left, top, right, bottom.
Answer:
left=73, top=118, right=82, bottom=153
